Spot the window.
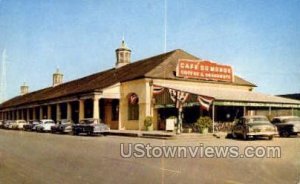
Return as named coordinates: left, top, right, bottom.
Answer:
left=128, top=93, right=139, bottom=120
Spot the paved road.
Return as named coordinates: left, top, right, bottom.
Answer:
left=0, top=129, right=299, bottom=184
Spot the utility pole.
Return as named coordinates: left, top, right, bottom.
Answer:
left=0, top=49, right=7, bottom=103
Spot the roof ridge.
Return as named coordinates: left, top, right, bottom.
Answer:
left=144, top=49, right=198, bottom=77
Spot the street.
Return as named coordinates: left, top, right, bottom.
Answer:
left=0, top=129, right=299, bottom=184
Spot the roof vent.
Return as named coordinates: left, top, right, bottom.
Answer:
left=115, top=39, right=131, bottom=68
left=20, top=82, right=29, bottom=95
left=53, top=68, right=63, bottom=87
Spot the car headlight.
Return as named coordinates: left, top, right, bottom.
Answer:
left=292, top=126, right=298, bottom=132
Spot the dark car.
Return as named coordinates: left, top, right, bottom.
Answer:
left=72, top=118, right=110, bottom=136
left=231, top=116, right=277, bottom=140
left=51, top=119, right=73, bottom=134
left=271, top=116, right=300, bottom=137
left=23, top=120, right=40, bottom=131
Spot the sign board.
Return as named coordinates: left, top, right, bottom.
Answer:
left=176, top=59, right=233, bottom=82
left=166, top=118, right=176, bottom=131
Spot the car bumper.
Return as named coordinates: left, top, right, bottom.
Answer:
left=247, top=132, right=278, bottom=136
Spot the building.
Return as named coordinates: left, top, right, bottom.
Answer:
left=1, top=41, right=300, bottom=131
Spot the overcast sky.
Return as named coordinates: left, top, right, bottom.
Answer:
left=0, top=0, right=299, bottom=101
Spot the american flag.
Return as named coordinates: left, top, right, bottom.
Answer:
left=153, top=85, right=165, bottom=95
left=168, top=89, right=189, bottom=108
left=197, top=95, right=214, bottom=111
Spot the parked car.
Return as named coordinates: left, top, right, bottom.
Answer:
left=11, top=120, right=27, bottom=130
left=231, top=116, right=277, bottom=140
left=51, top=119, right=73, bottom=134
left=36, top=119, right=56, bottom=132
left=7, top=120, right=15, bottom=129
left=23, top=120, right=40, bottom=131
left=271, top=116, right=300, bottom=137
left=72, top=118, right=110, bottom=136
left=0, top=120, right=3, bottom=128
left=3, top=120, right=13, bottom=129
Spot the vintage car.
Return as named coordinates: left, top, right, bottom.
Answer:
left=3, top=120, right=13, bottom=129
left=23, top=120, right=40, bottom=131
left=72, top=118, right=110, bottom=136
left=11, top=120, right=27, bottom=130
left=0, top=120, right=3, bottom=128
left=51, top=119, right=73, bottom=134
left=231, top=116, right=277, bottom=140
left=36, top=119, right=56, bottom=132
left=271, top=116, right=300, bottom=137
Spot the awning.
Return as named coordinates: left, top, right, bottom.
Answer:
left=153, top=82, right=300, bottom=108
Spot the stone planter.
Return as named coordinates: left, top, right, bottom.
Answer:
left=200, top=127, right=209, bottom=134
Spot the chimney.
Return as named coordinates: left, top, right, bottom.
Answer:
left=53, top=68, right=63, bottom=86
left=20, top=82, right=29, bottom=95
left=115, top=39, right=131, bottom=68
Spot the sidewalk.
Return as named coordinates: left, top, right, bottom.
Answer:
left=106, top=130, right=228, bottom=140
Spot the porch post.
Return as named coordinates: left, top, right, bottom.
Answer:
left=47, top=106, right=51, bottom=119
left=56, top=104, right=61, bottom=121
left=33, top=108, right=36, bottom=120
left=79, top=99, right=85, bottom=122
left=243, top=106, right=247, bottom=116
left=268, top=106, right=272, bottom=116
left=26, top=109, right=30, bottom=121
left=291, top=108, right=294, bottom=116
left=93, top=96, right=100, bottom=120
left=39, top=106, right=43, bottom=119
left=67, top=102, right=72, bottom=120
left=16, top=110, right=19, bottom=119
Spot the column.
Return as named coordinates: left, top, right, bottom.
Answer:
left=39, top=106, right=43, bottom=119
left=27, top=109, right=30, bottom=121
left=33, top=108, right=36, bottom=120
left=268, top=106, right=272, bottom=116
left=11, top=111, right=14, bottom=120
left=79, top=99, right=85, bottom=122
left=47, top=106, right=51, bottom=119
left=67, top=102, right=72, bottom=120
left=16, top=110, right=19, bottom=120
left=243, top=106, right=247, bottom=116
left=56, top=104, right=61, bottom=121
left=93, top=97, right=100, bottom=119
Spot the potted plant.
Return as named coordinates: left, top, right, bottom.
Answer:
left=144, top=116, right=153, bottom=131
left=194, top=116, right=213, bottom=134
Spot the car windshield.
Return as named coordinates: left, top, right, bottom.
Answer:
left=80, top=119, right=97, bottom=124
left=282, top=117, right=300, bottom=124
left=247, top=117, right=270, bottom=124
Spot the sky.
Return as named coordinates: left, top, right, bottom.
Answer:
left=0, top=0, right=299, bottom=101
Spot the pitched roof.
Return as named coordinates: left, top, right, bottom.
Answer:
left=0, top=49, right=255, bottom=109
left=278, top=93, right=300, bottom=100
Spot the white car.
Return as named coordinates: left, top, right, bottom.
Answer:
left=36, top=119, right=56, bottom=132
left=11, top=120, right=27, bottom=129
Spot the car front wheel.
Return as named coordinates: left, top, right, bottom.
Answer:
left=280, top=130, right=290, bottom=137
left=243, top=132, right=248, bottom=140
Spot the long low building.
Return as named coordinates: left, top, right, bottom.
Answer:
left=1, top=40, right=300, bottom=131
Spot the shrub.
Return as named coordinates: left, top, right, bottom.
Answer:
left=193, top=116, right=213, bottom=133
left=144, top=116, right=153, bottom=131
